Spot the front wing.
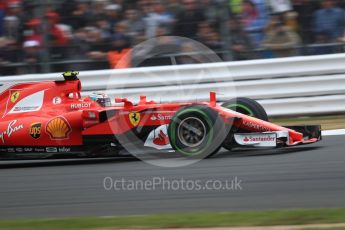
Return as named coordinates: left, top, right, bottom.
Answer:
left=233, top=125, right=321, bottom=148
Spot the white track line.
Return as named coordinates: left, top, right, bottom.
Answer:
left=322, top=129, right=345, bottom=136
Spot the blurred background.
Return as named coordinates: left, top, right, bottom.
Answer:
left=0, top=0, right=345, bottom=75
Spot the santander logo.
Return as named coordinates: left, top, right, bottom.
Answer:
left=243, top=136, right=275, bottom=142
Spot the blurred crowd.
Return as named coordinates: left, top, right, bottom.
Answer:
left=1, top=0, right=345, bottom=74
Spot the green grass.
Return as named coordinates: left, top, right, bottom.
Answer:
left=302, top=228, right=345, bottom=230
left=271, top=115, right=345, bottom=130
left=1, top=208, right=345, bottom=230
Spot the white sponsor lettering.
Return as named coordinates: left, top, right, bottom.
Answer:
left=243, top=136, right=275, bottom=142
left=0, top=120, right=24, bottom=144
left=7, top=148, right=15, bottom=153
left=234, top=133, right=277, bottom=147
left=71, top=103, right=91, bottom=109
left=84, top=120, right=99, bottom=125
left=150, top=114, right=172, bottom=121
left=12, top=106, right=39, bottom=112
left=58, top=147, right=71, bottom=153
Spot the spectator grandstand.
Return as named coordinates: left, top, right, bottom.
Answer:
left=0, top=0, right=345, bottom=75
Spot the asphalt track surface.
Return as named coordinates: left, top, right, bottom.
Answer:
left=0, top=135, right=344, bottom=220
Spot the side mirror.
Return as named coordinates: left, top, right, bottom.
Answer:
left=115, top=98, right=128, bottom=103
left=115, top=98, right=133, bottom=107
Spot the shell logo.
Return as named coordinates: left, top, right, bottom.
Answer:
left=46, top=117, right=72, bottom=140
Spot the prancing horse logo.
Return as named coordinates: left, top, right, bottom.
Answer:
left=10, top=91, right=20, bottom=103
left=129, top=112, right=140, bottom=126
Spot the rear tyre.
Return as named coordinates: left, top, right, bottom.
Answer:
left=168, top=105, right=227, bottom=158
left=221, top=97, right=268, bottom=151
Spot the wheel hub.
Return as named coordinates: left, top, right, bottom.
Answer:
left=177, top=117, right=206, bottom=148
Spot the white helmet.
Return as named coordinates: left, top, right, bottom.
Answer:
left=90, top=92, right=112, bottom=107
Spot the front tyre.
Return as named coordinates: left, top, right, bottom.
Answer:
left=221, top=97, right=268, bottom=151
left=222, top=97, right=268, bottom=121
left=168, top=105, right=227, bottom=158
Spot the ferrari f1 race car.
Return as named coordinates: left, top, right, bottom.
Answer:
left=0, top=71, right=321, bottom=159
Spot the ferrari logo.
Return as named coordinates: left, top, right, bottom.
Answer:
left=129, top=112, right=140, bottom=126
left=10, top=91, right=20, bottom=103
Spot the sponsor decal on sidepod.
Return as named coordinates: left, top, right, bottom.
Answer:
left=29, top=123, right=41, bottom=139
left=46, top=117, right=72, bottom=140
left=0, top=120, right=24, bottom=144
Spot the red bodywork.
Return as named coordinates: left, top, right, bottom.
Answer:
left=0, top=78, right=319, bottom=156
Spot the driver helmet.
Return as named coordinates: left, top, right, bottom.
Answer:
left=90, top=92, right=112, bottom=107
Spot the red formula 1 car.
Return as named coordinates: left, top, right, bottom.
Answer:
left=0, top=72, right=321, bottom=159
